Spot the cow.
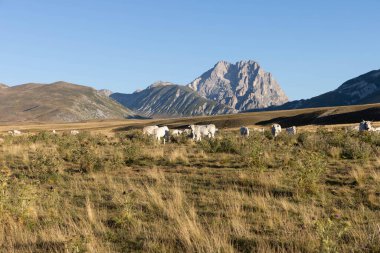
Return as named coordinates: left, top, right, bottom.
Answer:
left=271, top=124, right=282, bottom=137
left=0, top=138, right=4, bottom=144
left=286, top=126, right=297, bottom=135
left=153, top=126, right=169, bottom=144
left=52, top=130, right=57, bottom=134
left=359, top=120, right=373, bottom=132
left=171, top=129, right=183, bottom=136
left=143, top=125, right=159, bottom=136
left=8, top=130, right=22, bottom=136
left=240, top=126, right=249, bottom=137
left=70, top=130, right=80, bottom=135
left=189, top=124, right=217, bottom=141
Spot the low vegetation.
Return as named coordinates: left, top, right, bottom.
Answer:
left=0, top=127, right=379, bottom=252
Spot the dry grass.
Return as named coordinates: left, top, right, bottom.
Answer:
left=0, top=127, right=379, bottom=252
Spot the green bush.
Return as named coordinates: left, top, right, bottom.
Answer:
left=29, top=148, right=63, bottom=175
left=123, top=141, right=138, bottom=164
left=198, top=137, right=240, bottom=154
left=341, top=138, right=372, bottom=160
left=292, top=151, right=326, bottom=195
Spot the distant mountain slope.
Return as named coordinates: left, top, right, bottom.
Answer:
left=0, top=83, right=8, bottom=89
left=187, top=60, right=288, bottom=111
left=111, top=82, right=237, bottom=118
left=0, top=81, right=136, bottom=122
left=278, top=69, right=380, bottom=110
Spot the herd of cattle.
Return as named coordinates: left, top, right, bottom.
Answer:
left=141, top=123, right=297, bottom=143
left=140, top=120, right=379, bottom=144
left=0, top=120, right=378, bottom=145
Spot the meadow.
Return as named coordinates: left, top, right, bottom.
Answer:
left=0, top=125, right=379, bottom=252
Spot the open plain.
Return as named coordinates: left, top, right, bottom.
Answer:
left=0, top=106, right=380, bottom=252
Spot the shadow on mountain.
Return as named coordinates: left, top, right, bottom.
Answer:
left=126, top=115, right=151, bottom=120
left=256, top=108, right=380, bottom=127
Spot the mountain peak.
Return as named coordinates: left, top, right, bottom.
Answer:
left=188, top=60, right=288, bottom=111
left=148, top=81, right=175, bottom=89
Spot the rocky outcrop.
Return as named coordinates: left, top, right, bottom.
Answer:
left=97, top=89, right=113, bottom=97
left=187, top=60, right=288, bottom=111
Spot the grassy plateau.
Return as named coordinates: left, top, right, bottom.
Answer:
left=0, top=119, right=379, bottom=252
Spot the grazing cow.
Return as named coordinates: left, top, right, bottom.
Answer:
left=70, top=130, right=80, bottom=135
left=143, top=125, right=159, bottom=136
left=8, top=130, right=22, bottom=136
left=183, top=129, right=192, bottom=138
left=359, top=120, right=373, bottom=132
left=52, top=130, right=57, bottom=134
left=189, top=124, right=217, bottom=141
left=153, top=126, right=169, bottom=144
left=240, top=126, right=249, bottom=137
left=271, top=124, right=282, bottom=137
left=286, top=126, right=297, bottom=135
left=171, top=129, right=183, bottom=136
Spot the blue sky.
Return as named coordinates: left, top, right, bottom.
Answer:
left=0, top=0, right=379, bottom=100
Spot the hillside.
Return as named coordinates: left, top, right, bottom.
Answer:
left=278, top=69, right=380, bottom=110
left=111, top=82, right=237, bottom=118
left=188, top=60, right=288, bottom=110
left=0, top=81, right=136, bottom=122
left=0, top=83, right=8, bottom=89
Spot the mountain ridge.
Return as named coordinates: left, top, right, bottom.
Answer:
left=275, top=69, right=380, bottom=110
left=111, top=82, right=237, bottom=118
left=0, top=81, right=136, bottom=122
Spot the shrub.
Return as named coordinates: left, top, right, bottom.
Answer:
left=292, top=151, right=326, bottom=195
left=30, top=148, right=62, bottom=171
left=198, top=137, right=240, bottom=154
left=341, top=138, right=372, bottom=160
left=123, top=141, right=139, bottom=164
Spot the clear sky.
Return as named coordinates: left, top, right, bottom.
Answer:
left=0, top=0, right=379, bottom=100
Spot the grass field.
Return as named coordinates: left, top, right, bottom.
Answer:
left=0, top=106, right=380, bottom=252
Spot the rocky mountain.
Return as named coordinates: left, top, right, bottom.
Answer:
left=187, top=60, right=288, bottom=111
left=0, top=81, right=136, bottom=122
left=111, top=81, right=237, bottom=118
left=277, top=69, right=380, bottom=110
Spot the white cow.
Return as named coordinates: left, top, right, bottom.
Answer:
left=240, top=126, right=249, bottom=137
left=8, top=130, right=22, bottom=136
left=52, top=130, right=57, bottom=134
left=70, top=130, right=80, bottom=135
left=286, top=126, right=297, bottom=135
left=359, top=121, right=373, bottom=132
left=171, top=129, right=183, bottom=136
left=271, top=124, right=282, bottom=137
left=153, top=126, right=169, bottom=144
left=0, top=138, right=4, bottom=144
left=143, top=125, right=159, bottom=136
left=189, top=124, right=217, bottom=141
